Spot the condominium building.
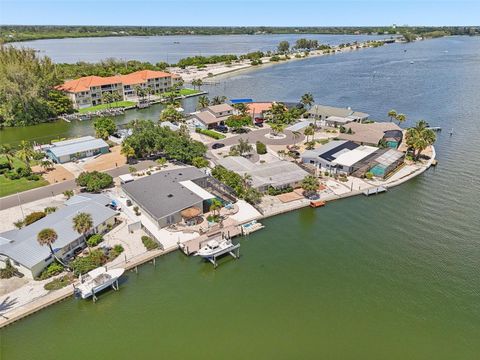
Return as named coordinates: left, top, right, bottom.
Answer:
left=57, top=70, right=180, bottom=109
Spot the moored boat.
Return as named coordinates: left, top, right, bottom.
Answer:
left=75, top=267, right=125, bottom=299
left=194, top=239, right=235, bottom=258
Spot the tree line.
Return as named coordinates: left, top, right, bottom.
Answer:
left=2, top=25, right=478, bottom=43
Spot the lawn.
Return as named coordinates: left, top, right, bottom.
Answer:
left=78, top=101, right=136, bottom=114
left=0, top=155, right=49, bottom=197
left=0, top=175, right=49, bottom=197
left=162, top=88, right=200, bottom=98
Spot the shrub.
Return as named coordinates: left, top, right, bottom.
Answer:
left=27, top=174, right=41, bottom=181
left=14, top=220, right=24, bottom=229
left=44, top=206, right=57, bottom=214
left=86, top=234, right=103, bottom=247
left=24, top=211, right=46, bottom=226
left=70, top=249, right=107, bottom=276
left=365, top=172, right=374, bottom=180
left=44, top=275, right=72, bottom=291
left=108, top=245, right=124, bottom=260
left=38, top=262, right=64, bottom=280
left=256, top=141, right=267, bottom=155
left=16, top=167, right=32, bottom=178
left=195, top=128, right=226, bottom=140
left=0, top=260, right=17, bottom=279
left=141, top=236, right=159, bottom=251
left=270, top=55, right=280, bottom=62
left=76, top=171, right=113, bottom=192
left=267, top=186, right=293, bottom=196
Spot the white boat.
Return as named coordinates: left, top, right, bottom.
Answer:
left=194, top=239, right=235, bottom=258
left=76, top=267, right=125, bottom=299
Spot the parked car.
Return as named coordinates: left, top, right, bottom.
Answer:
left=126, top=199, right=132, bottom=207
left=212, top=143, right=225, bottom=149
left=215, top=125, right=229, bottom=133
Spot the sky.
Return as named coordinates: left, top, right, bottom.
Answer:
left=0, top=0, right=478, bottom=26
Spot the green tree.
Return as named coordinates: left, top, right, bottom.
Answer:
left=232, top=102, right=249, bottom=116
left=197, top=95, right=210, bottom=110
left=159, top=105, right=184, bottom=123
left=72, top=212, right=94, bottom=252
left=93, top=117, right=116, bottom=140
left=236, top=138, right=253, bottom=157
left=301, top=175, right=319, bottom=197
left=37, top=228, right=67, bottom=267
left=211, top=95, right=227, bottom=105
left=406, top=120, right=436, bottom=161
left=121, top=143, right=135, bottom=162
left=396, top=113, right=407, bottom=126
left=209, top=198, right=222, bottom=217
left=292, top=131, right=302, bottom=148
left=76, top=171, right=113, bottom=192
left=270, top=123, right=286, bottom=136
left=40, top=159, right=53, bottom=171
left=300, top=93, right=314, bottom=109
left=304, top=126, right=314, bottom=143
left=192, top=157, right=209, bottom=168
left=0, top=144, right=16, bottom=168
left=388, top=109, right=397, bottom=122
left=277, top=40, right=290, bottom=54
left=16, top=140, right=35, bottom=170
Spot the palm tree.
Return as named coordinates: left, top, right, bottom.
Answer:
left=270, top=123, right=286, bottom=136
left=40, top=159, right=53, bottom=171
left=16, top=140, right=35, bottom=170
left=301, top=175, right=319, bottom=197
left=37, top=228, right=68, bottom=267
left=72, top=212, right=94, bottom=252
left=304, top=126, right=314, bottom=143
left=209, top=198, right=222, bottom=217
left=396, top=113, right=406, bottom=126
left=406, top=120, right=436, bottom=161
left=121, top=143, right=135, bottom=162
left=300, top=93, right=314, bottom=109
left=211, top=96, right=227, bottom=105
left=0, top=144, right=16, bottom=169
left=102, top=92, right=113, bottom=108
left=232, top=103, right=249, bottom=116
left=292, top=131, right=301, bottom=148
left=237, top=138, right=253, bottom=157
left=197, top=95, right=210, bottom=110
left=388, top=109, right=397, bottom=122
left=241, top=173, right=252, bottom=189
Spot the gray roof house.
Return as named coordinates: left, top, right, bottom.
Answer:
left=45, top=136, right=110, bottom=164
left=121, top=167, right=215, bottom=228
left=0, top=200, right=117, bottom=278
left=307, top=105, right=369, bottom=125
left=217, top=156, right=309, bottom=192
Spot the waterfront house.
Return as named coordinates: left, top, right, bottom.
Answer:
left=331, top=145, right=378, bottom=174
left=45, top=136, right=109, bottom=164
left=307, top=104, right=369, bottom=125
left=189, top=104, right=234, bottom=129
left=58, top=70, right=178, bottom=109
left=121, top=167, right=233, bottom=229
left=216, top=156, right=309, bottom=192
left=301, top=140, right=359, bottom=170
left=246, top=102, right=273, bottom=124
left=337, top=122, right=403, bottom=147
left=0, top=196, right=117, bottom=278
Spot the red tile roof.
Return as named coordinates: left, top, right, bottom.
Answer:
left=58, top=70, right=174, bottom=93
left=247, top=102, right=273, bottom=115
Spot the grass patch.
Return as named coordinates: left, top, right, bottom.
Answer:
left=162, top=88, right=200, bottom=98
left=0, top=175, right=48, bottom=197
left=44, top=275, right=73, bottom=291
left=195, top=128, right=226, bottom=140
left=78, top=101, right=136, bottom=113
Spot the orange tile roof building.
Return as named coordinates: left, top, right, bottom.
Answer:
left=57, top=70, right=181, bottom=109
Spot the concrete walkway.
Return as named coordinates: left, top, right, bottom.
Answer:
left=207, top=128, right=305, bottom=149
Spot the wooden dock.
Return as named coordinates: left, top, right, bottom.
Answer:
left=363, top=186, right=387, bottom=196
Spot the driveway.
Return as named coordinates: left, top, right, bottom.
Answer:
left=207, top=128, right=305, bottom=149
left=0, top=160, right=156, bottom=210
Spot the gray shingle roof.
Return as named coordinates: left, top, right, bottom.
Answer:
left=307, top=105, right=369, bottom=119
left=121, top=167, right=208, bottom=221
left=0, top=202, right=117, bottom=269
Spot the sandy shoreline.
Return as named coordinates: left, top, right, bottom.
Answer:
left=169, top=39, right=396, bottom=83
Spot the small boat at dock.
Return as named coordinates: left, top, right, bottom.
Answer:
left=75, top=267, right=125, bottom=300
left=310, top=200, right=326, bottom=208
left=195, top=239, right=236, bottom=258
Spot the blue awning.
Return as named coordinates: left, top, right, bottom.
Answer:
left=230, top=98, right=253, bottom=104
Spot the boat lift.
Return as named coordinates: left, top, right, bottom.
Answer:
left=91, top=278, right=120, bottom=302
left=205, top=242, right=240, bottom=269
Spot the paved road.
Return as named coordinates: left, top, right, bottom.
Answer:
left=0, top=160, right=156, bottom=210
left=207, top=128, right=305, bottom=149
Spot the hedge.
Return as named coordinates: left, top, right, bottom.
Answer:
left=256, top=141, right=267, bottom=155
left=195, top=128, right=226, bottom=140
left=142, top=236, right=159, bottom=251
